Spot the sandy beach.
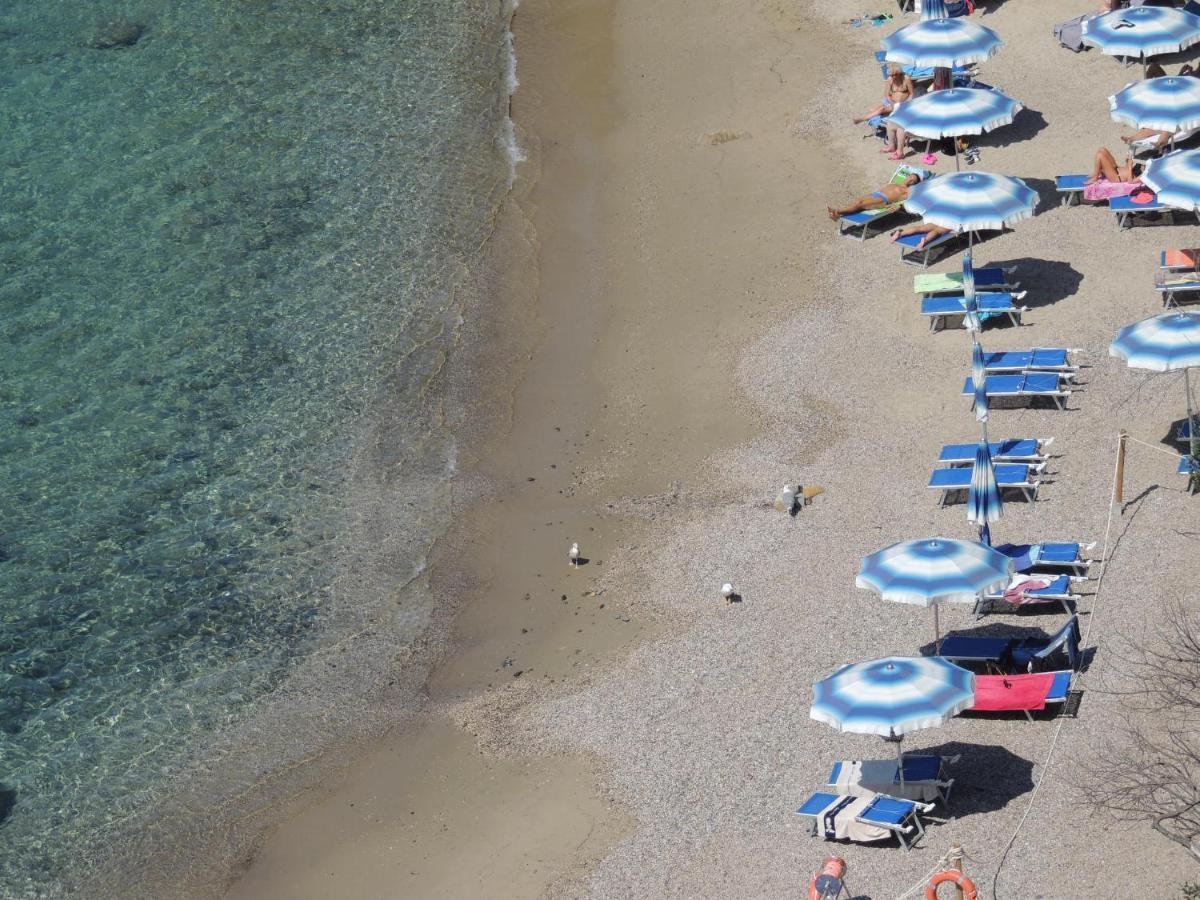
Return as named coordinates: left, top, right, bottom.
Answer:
left=227, top=1, right=1199, bottom=898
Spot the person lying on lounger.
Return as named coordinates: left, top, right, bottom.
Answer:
left=827, top=172, right=924, bottom=221
left=1121, top=128, right=1172, bottom=150
left=1082, top=147, right=1144, bottom=201
left=852, top=65, right=915, bottom=125
left=890, top=222, right=951, bottom=249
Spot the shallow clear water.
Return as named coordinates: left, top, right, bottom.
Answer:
left=0, top=0, right=511, bottom=890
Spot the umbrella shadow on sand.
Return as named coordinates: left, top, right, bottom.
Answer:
left=982, top=256, right=1083, bottom=309
left=915, top=740, right=1036, bottom=817
left=975, top=107, right=1049, bottom=148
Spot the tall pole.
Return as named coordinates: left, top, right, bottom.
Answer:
left=1187, top=368, right=1199, bottom=493
left=1114, top=430, right=1127, bottom=512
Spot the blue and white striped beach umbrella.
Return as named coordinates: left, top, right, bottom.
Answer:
left=1110, top=77, right=1200, bottom=134
left=964, top=252, right=981, bottom=333
left=888, top=88, right=1023, bottom=139
left=968, top=440, right=1003, bottom=529
left=1083, top=6, right=1200, bottom=61
left=857, top=537, right=1013, bottom=607
left=921, top=0, right=948, bottom=21
left=1111, top=311, right=1200, bottom=371
left=904, top=171, right=1038, bottom=232
left=811, top=657, right=975, bottom=738
left=971, top=339, right=988, bottom=418
left=1142, top=149, right=1200, bottom=212
left=881, top=19, right=1003, bottom=69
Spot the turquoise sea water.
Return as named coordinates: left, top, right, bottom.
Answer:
left=0, top=0, right=513, bottom=891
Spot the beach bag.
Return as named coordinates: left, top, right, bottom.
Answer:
left=1053, top=13, right=1092, bottom=52
left=945, top=0, right=973, bottom=16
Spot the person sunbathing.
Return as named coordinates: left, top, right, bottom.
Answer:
left=890, top=222, right=951, bottom=249
left=1121, top=128, right=1172, bottom=150
left=852, top=65, right=915, bottom=125
left=827, top=172, right=924, bottom=221
left=1082, top=147, right=1144, bottom=202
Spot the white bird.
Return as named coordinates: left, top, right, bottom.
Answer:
left=569, top=542, right=580, bottom=567
left=721, top=582, right=735, bottom=602
left=775, top=484, right=797, bottom=514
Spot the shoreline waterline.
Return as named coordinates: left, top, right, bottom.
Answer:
left=1, top=0, right=525, bottom=894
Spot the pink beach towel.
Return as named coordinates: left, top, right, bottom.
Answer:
left=1082, top=178, right=1140, bottom=203
left=971, top=673, right=1055, bottom=712
left=1003, top=578, right=1052, bottom=606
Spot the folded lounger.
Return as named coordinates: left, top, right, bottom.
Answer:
left=1156, top=271, right=1200, bottom=307
left=1176, top=416, right=1200, bottom=441
left=898, top=230, right=974, bottom=268
left=795, top=790, right=935, bottom=850
left=827, top=755, right=957, bottom=805
left=1054, top=174, right=1088, bottom=207
left=961, top=373, right=1072, bottom=410
left=838, top=165, right=932, bottom=240
left=914, top=267, right=1018, bottom=297
left=937, top=616, right=1081, bottom=673
left=1112, top=192, right=1183, bottom=230
left=922, top=292, right=1028, bottom=330
left=982, top=348, right=1077, bottom=373
left=978, top=573, right=1085, bottom=616
left=969, top=670, right=1074, bottom=721
left=993, top=541, right=1095, bottom=575
left=937, top=438, right=1051, bottom=465
left=929, top=463, right=1044, bottom=507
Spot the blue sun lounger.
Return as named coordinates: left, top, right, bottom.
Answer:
left=898, top=230, right=974, bottom=268
left=922, top=292, right=1028, bottom=330
left=1156, top=271, right=1200, bottom=307
left=1054, top=174, right=1088, bottom=207
left=1160, top=249, right=1200, bottom=271
left=937, top=616, right=1081, bottom=673
left=796, top=790, right=935, bottom=850
left=826, top=755, right=957, bottom=805
left=994, top=541, right=1094, bottom=575
left=961, top=373, right=1073, bottom=410
left=978, top=573, right=1084, bottom=616
left=1179, top=456, right=1199, bottom=493
left=929, top=463, right=1043, bottom=506
left=937, top=438, right=1051, bottom=466
left=1112, top=192, right=1189, bottom=230
left=982, top=348, right=1077, bottom=373
left=913, top=267, right=1019, bottom=298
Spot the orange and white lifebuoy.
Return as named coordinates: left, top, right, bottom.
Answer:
left=925, top=868, right=979, bottom=900
left=808, top=856, right=847, bottom=900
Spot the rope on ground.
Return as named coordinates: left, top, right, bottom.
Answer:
left=987, top=431, right=1129, bottom=898
left=892, top=850, right=953, bottom=900
left=1124, top=433, right=1188, bottom=461
left=896, top=432, right=1159, bottom=898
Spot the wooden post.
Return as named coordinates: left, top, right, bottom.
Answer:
left=1113, top=430, right=1127, bottom=512
left=949, top=844, right=965, bottom=900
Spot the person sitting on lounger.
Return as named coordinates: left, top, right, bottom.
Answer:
left=1082, top=146, right=1144, bottom=201
left=827, top=172, right=924, bottom=221
left=890, top=222, right=951, bottom=249
left=852, top=66, right=915, bottom=125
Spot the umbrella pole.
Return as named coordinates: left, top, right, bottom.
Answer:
left=933, top=603, right=941, bottom=651
left=896, top=737, right=906, bottom=789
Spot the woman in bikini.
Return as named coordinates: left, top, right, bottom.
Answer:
left=827, top=172, right=924, bottom=221
left=1082, top=147, right=1144, bottom=202
left=852, top=66, right=915, bottom=126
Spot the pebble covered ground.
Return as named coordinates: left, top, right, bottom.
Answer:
left=453, top=1, right=1199, bottom=897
